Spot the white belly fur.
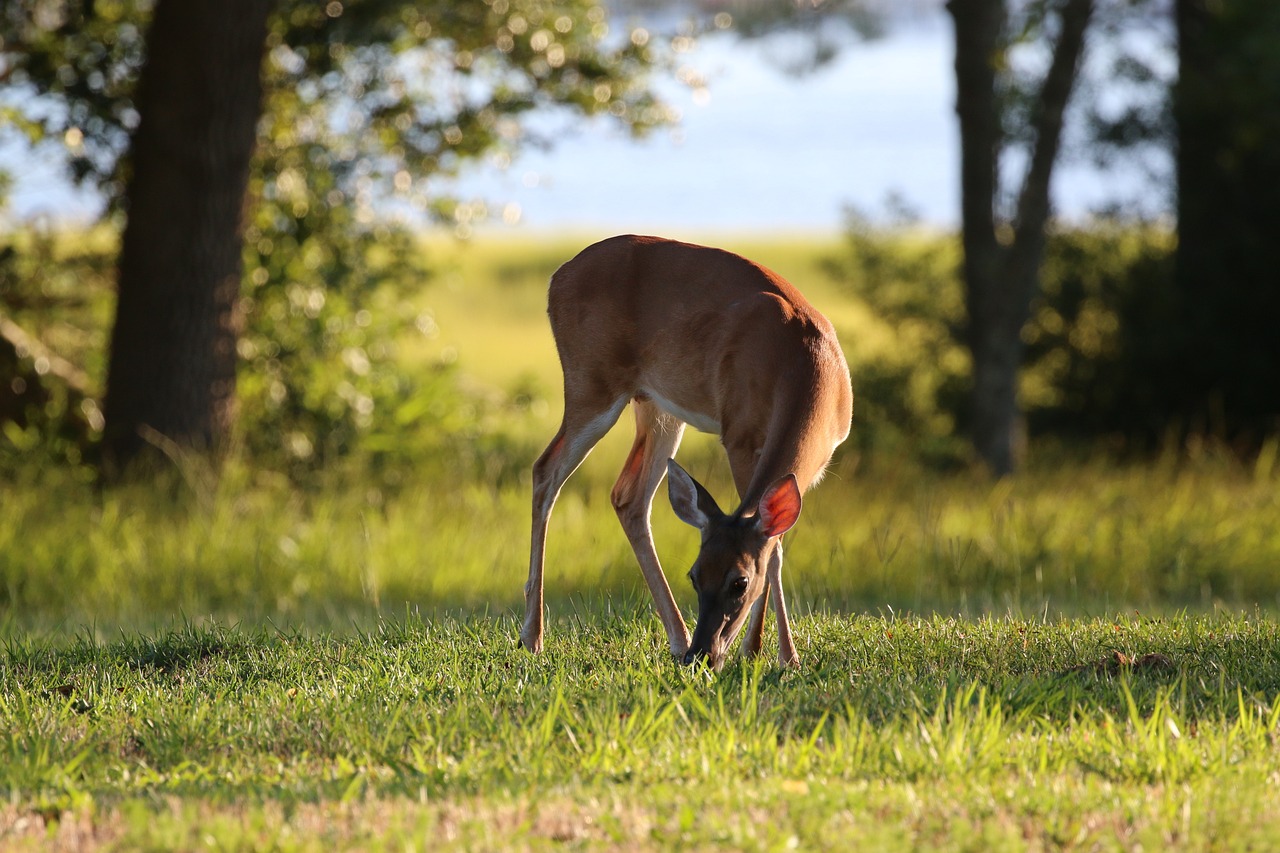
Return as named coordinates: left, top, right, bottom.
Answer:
left=641, top=387, right=721, bottom=434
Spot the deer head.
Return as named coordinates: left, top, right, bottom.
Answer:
left=666, top=459, right=801, bottom=670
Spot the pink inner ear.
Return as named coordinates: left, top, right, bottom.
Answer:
left=759, top=476, right=801, bottom=538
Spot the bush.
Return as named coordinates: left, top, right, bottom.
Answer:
left=0, top=217, right=481, bottom=485
left=825, top=210, right=1178, bottom=459
left=1025, top=224, right=1177, bottom=442
left=0, top=226, right=113, bottom=473
left=821, top=210, right=970, bottom=465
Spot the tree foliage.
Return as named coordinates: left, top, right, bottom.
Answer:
left=705, top=0, right=886, bottom=73
left=1035, top=0, right=1280, bottom=446
left=0, top=227, right=113, bottom=471
left=4, top=0, right=672, bottom=213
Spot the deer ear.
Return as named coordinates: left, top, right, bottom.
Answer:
left=667, top=459, right=722, bottom=530
left=756, top=474, right=802, bottom=538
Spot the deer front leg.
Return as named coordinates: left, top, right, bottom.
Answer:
left=611, top=401, right=690, bottom=657
left=741, top=584, right=771, bottom=658
left=765, top=541, right=800, bottom=667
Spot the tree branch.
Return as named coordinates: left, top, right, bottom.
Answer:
left=1011, top=0, right=1094, bottom=254
left=0, top=311, right=95, bottom=397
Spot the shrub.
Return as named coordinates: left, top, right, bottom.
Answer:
left=825, top=210, right=1178, bottom=460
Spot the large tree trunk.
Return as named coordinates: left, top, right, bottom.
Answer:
left=948, top=0, right=1092, bottom=476
left=949, top=0, right=1016, bottom=475
left=101, top=0, right=273, bottom=474
left=1174, top=0, right=1280, bottom=439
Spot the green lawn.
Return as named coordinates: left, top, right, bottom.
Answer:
left=5, top=614, right=1280, bottom=849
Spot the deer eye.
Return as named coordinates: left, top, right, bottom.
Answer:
left=729, top=576, right=749, bottom=596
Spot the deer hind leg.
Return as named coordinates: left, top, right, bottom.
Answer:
left=610, top=399, right=690, bottom=657
left=522, top=391, right=629, bottom=653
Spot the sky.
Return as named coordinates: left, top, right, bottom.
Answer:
left=450, top=16, right=961, bottom=233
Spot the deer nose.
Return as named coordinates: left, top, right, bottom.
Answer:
left=682, top=648, right=704, bottom=666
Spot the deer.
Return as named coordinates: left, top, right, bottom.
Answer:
left=520, top=235, right=853, bottom=670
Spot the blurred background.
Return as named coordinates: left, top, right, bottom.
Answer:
left=1, top=0, right=1277, bottom=627
left=2, top=0, right=1168, bottom=231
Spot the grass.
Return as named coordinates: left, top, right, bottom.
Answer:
left=5, top=613, right=1280, bottom=849
left=3, top=455, right=1280, bottom=849
left=4, top=447, right=1278, bottom=629
left=5, top=232, right=1280, bottom=847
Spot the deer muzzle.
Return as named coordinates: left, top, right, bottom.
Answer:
left=682, top=608, right=749, bottom=671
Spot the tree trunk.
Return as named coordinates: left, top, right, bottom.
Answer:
left=967, top=272, right=1025, bottom=476
left=949, top=0, right=1014, bottom=474
left=1174, top=0, right=1280, bottom=439
left=948, top=0, right=1092, bottom=476
left=101, top=0, right=273, bottom=474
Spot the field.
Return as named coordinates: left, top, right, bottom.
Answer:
left=4, top=233, right=1280, bottom=849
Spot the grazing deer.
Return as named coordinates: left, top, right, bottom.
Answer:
left=520, top=235, right=853, bottom=669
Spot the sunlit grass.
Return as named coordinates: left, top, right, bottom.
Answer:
left=4, top=615, right=1280, bottom=848
left=3, top=445, right=1278, bottom=634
